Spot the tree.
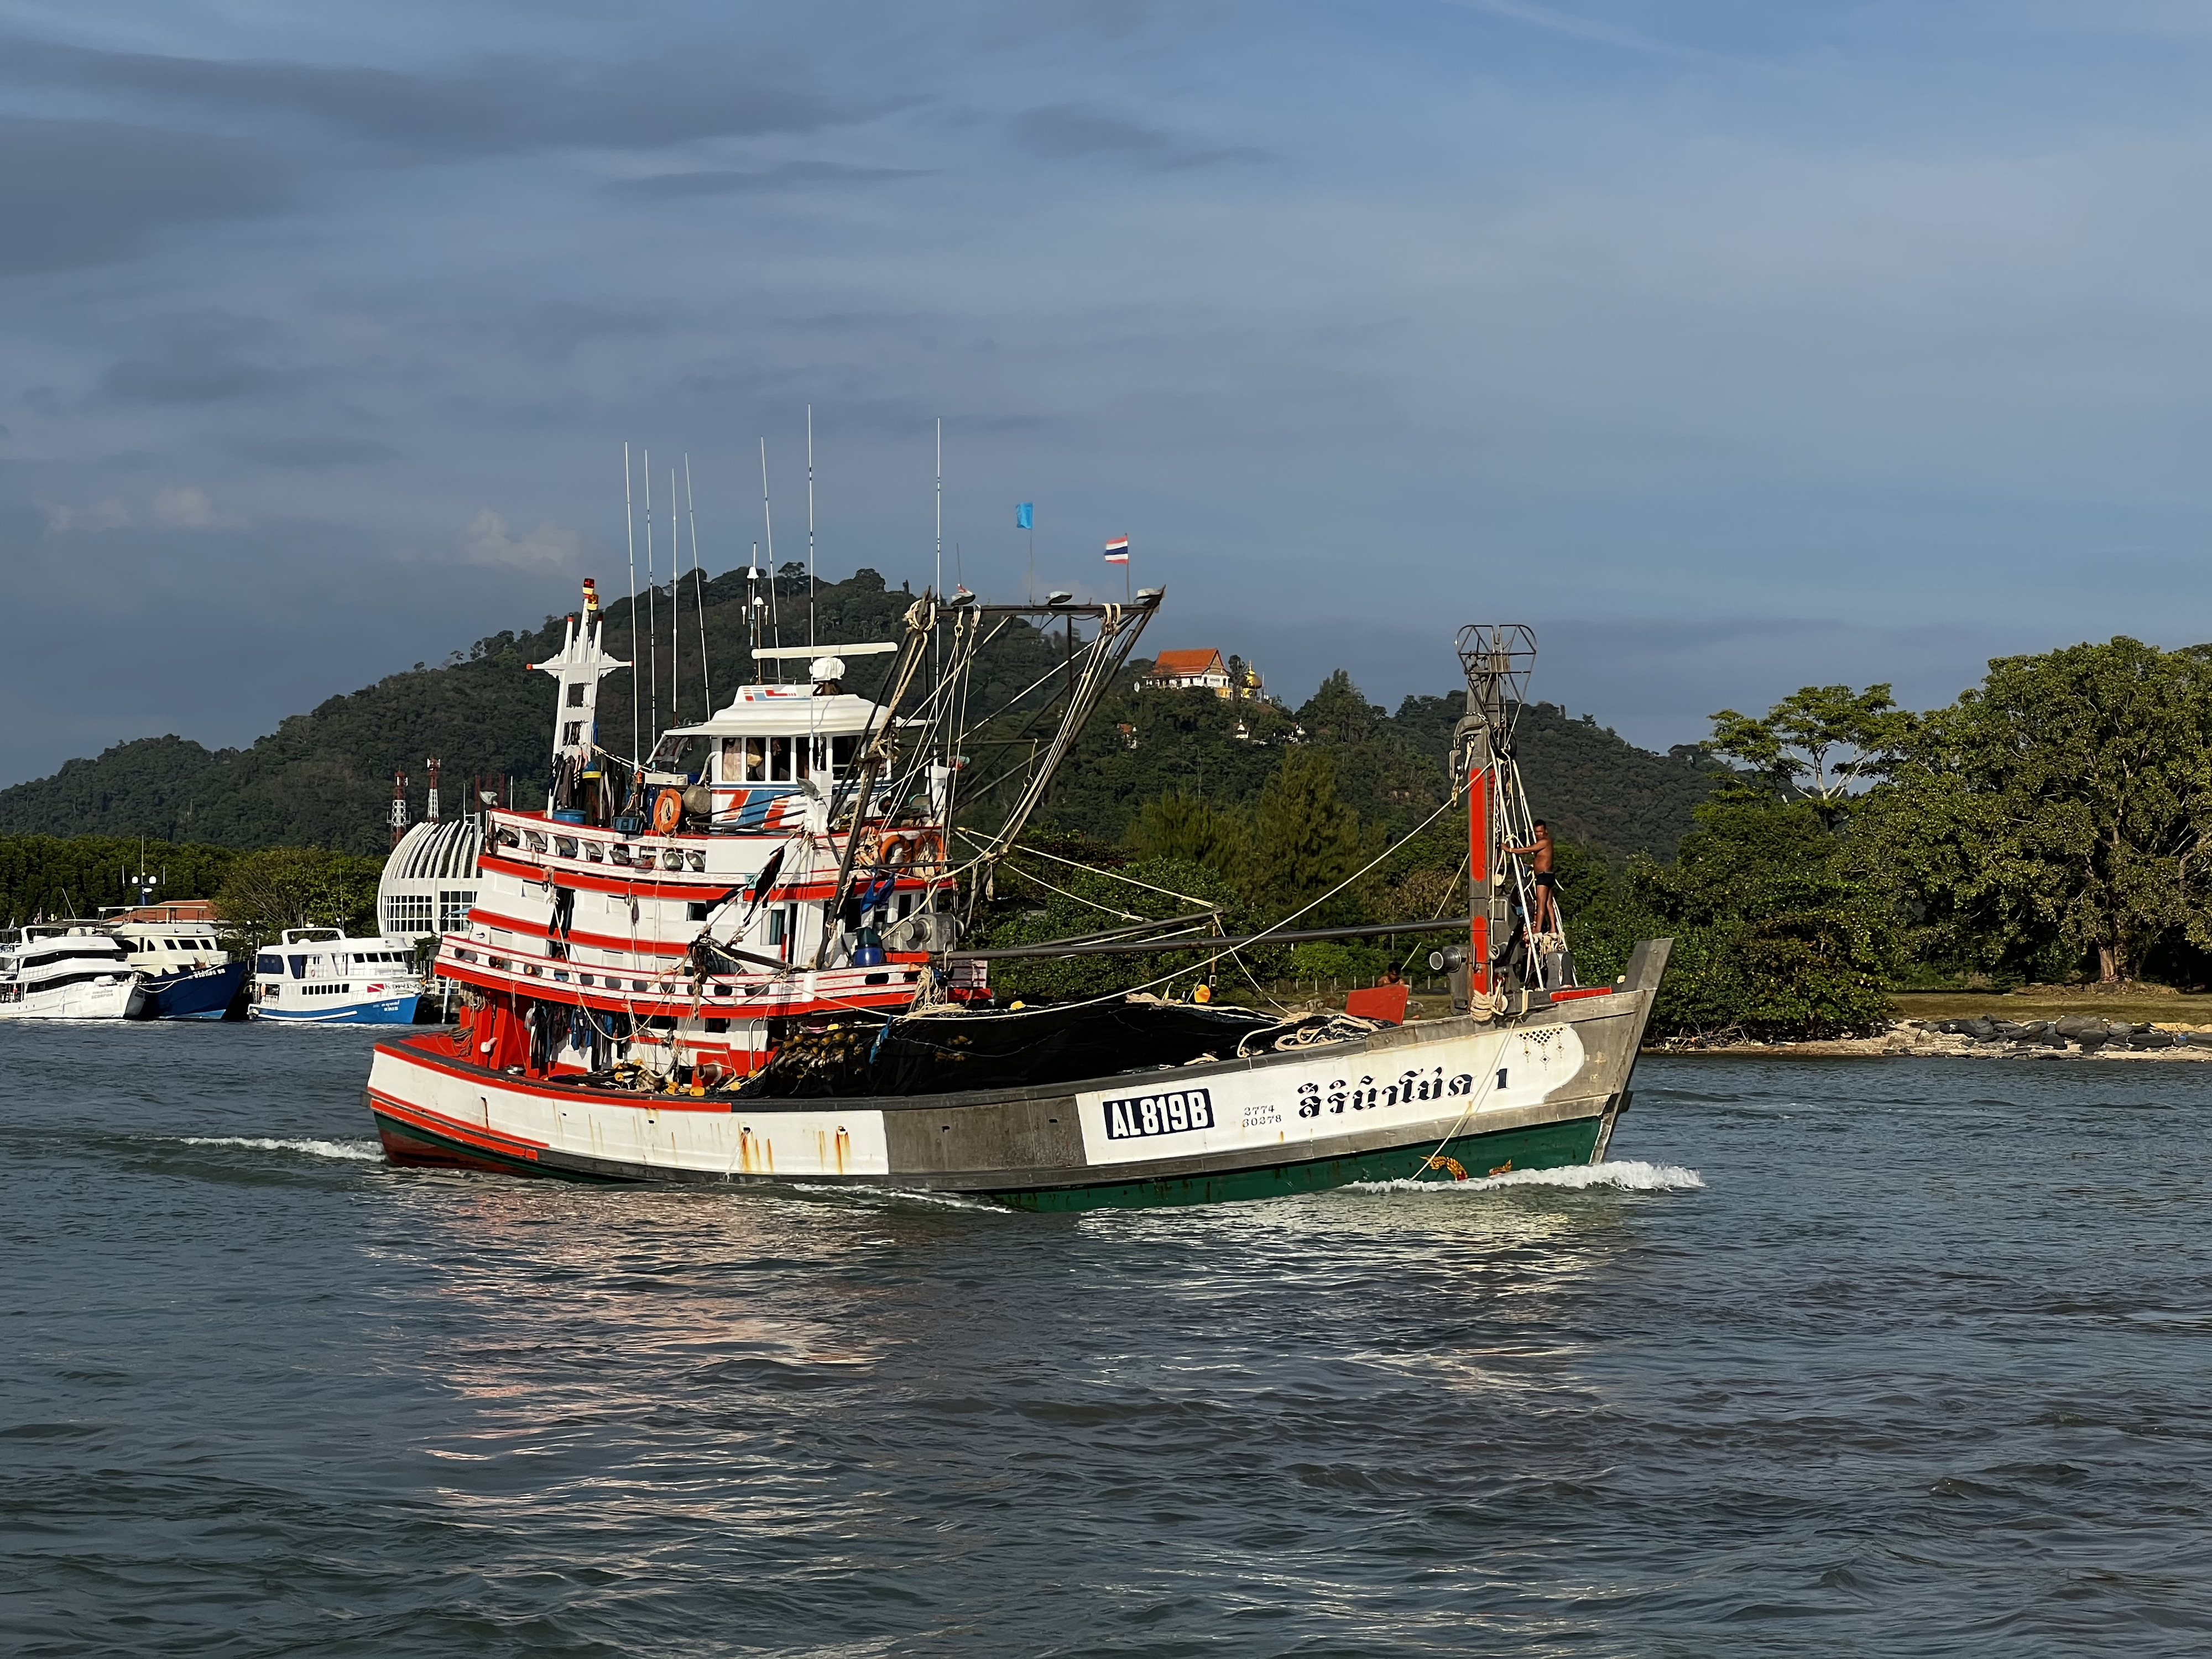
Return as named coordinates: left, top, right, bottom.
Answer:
left=215, top=848, right=383, bottom=946
left=1875, top=637, right=2212, bottom=984
left=1296, top=671, right=1384, bottom=744
left=1630, top=798, right=1899, bottom=1039
left=1125, top=792, right=1251, bottom=875
left=1708, top=684, right=1914, bottom=821
left=1247, top=748, right=1377, bottom=922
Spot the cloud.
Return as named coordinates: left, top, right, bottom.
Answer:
left=234, top=436, right=398, bottom=468
left=460, top=508, right=581, bottom=572
left=1447, top=0, right=1724, bottom=60
left=153, top=485, right=218, bottom=526
left=619, top=160, right=931, bottom=198
left=42, top=499, right=132, bottom=533
left=1007, top=103, right=1265, bottom=169
left=0, top=36, right=857, bottom=165
left=101, top=313, right=306, bottom=406
left=0, top=115, right=292, bottom=277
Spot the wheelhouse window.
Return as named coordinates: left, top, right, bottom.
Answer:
left=719, top=736, right=768, bottom=784
left=648, top=733, right=709, bottom=781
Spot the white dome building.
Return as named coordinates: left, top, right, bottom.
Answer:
left=378, top=817, right=483, bottom=945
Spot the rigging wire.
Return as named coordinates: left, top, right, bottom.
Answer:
left=954, top=783, right=1469, bottom=1019
left=1000, top=842, right=1219, bottom=910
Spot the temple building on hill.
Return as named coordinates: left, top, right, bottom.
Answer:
left=1144, top=649, right=1264, bottom=701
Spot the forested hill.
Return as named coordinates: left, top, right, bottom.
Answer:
left=1046, top=671, right=1720, bottom=862
left=0, top=567, right=930, bottom=856
left=0, top=567, right=1717, bottom=860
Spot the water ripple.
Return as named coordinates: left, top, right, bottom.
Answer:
left=3, top=1031, right=2210, bottom=1655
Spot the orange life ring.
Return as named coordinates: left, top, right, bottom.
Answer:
left=881, top=833, right=914, bottom=869
left=651, top=786, right=684, bottom=836
left=910, top=830, right=946, bottom=874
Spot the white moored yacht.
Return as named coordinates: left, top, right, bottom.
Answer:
left=0, top=925, right=145, bottom=1019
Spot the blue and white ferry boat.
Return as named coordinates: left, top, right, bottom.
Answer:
left=251, top=928, right=426, bottom=1024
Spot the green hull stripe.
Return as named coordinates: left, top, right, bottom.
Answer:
left=987, top=1115, right=1605, bottom=1212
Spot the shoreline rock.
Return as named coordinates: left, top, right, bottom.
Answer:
left=1655, top=1016, right=2212, bottom=1060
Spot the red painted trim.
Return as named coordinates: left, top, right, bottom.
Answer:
left=1469, top=768, right=1491, bottom=998
left=375, top=1040, right=762, bottom=1114
left=1548, top=986, right=1616, bottom=1002
left=468, top=907, right=692, bottom=957
left=478, top=848, right=930, bottom=904
left=367, top=1088, right=547, bottom=1157
left=479, top=849, right=738, bottom=899
left=431, top=955, right=917, bottom=1019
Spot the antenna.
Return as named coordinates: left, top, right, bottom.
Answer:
left=624, top=444, right=639, bottom=769
left=685, top=453, right=710, bottom=715
left=806, top=404, right=816, bottom=651
left=644, top=449, right=659, bottom=745
left=760, top=438, right=782, bottom=680
left=748, top=539, right=760, bottom=671
left=669, top=464, right=680, bottom=727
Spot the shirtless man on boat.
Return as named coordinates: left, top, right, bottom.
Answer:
left=1505, top=820, right=1557, bottom=935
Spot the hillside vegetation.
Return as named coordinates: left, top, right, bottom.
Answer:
left=0, top=566, right=1715, bottom=862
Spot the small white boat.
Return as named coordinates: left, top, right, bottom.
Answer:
left=251, top=928, right=425, bottom=1024
left=0, top=925, right=145, bottom=1019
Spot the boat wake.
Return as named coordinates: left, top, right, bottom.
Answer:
left=790, top=1182, right=1013, bottom=1215
left=178, top=1135, right=385, bottom=1164
left=1352, top=1159, right=1704, bottom=1196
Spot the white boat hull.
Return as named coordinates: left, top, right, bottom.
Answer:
left=0, top=975, right=142, bottom=1020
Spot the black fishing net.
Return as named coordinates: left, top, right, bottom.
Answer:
left=729, top=997, right=1321, bottom=1100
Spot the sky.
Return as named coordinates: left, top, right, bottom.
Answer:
left=5, top=1, right=2212, bottom=786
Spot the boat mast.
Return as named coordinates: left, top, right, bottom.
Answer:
left=760, top=439, right=782, bottom=682
left=933, top=416, right=943, bottom=768
left=644, top=451, right=659, bottom=744
left=806, top=405, right=816, bottom=653
left=686, top=454, right=710, bottom=714
left=1453, top=624, right=1536, bottom=1005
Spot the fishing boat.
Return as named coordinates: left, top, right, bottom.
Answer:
left=251, top=928, right=426, bottom=1024
left=108, top=900, right=249, bottom=1020
left=0, top=925, right=145, bottom=1020
left=362, top=579, right=1668, bottom=1208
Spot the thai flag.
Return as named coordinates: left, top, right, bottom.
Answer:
left=1104, top=536, right=1130, bottom=564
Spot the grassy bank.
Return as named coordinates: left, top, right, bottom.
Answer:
left=1891, top=988, right=2212, bottom=1024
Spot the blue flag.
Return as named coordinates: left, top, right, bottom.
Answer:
left=1016, top=502, right=1034, bottom=530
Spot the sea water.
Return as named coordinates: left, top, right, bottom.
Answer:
left=3, top=1023, right=2208, bottom=1656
